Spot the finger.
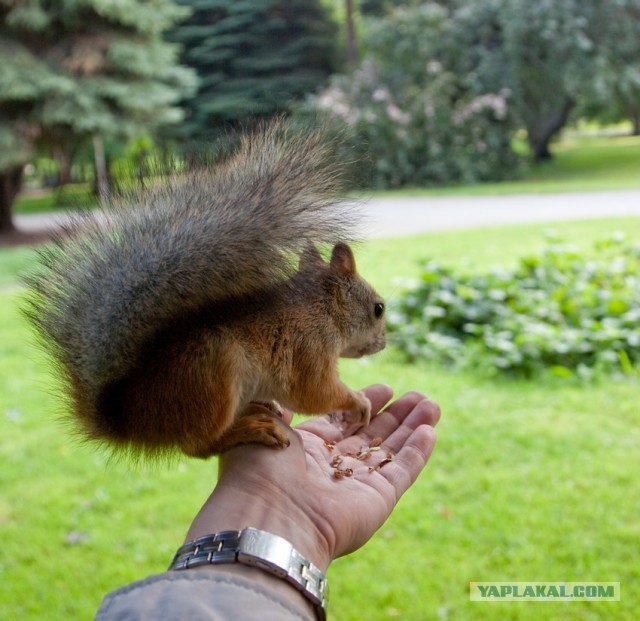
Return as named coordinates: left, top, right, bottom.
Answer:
left=361, top=384, right=394, bottom=416
left=280, top=409, right=294, bottom=425
left=385, top=392, right=439, bottom=427
left=395, top=397, right=441, bottom=429
left=336, top=393, right=436, bottom=454
left=374, top=424, right=437, bottom=498
left=371, top=398, right=440, bottom=455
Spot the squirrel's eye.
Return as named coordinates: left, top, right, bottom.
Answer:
left=374, top=302, right=385, bottom=319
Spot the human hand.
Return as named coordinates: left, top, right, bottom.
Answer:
left=185, top=385, right=440, bottom=572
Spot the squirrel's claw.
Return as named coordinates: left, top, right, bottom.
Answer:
left=217, top=406, right=292, bottom=454
left=342, top=391, right=372, bottom=427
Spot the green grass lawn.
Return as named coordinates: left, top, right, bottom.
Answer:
left=13, top=184, right=97, bottom=215
left=0, top=246, right=38, bottom=288
left=1, top=216, right=639, bottom=620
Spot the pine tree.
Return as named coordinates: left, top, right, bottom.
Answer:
left=170, top=0, right=338, bottom=138
left=0, top=0, right=196, bottom=234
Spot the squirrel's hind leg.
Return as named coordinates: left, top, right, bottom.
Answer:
left=177, top=344, right=290, bottom=457
left=203, top=403, right=291, bottom=455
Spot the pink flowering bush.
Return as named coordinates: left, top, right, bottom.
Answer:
left=307, top=3, right=523, bottom=189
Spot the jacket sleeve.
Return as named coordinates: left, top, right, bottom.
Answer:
left=94, top=569, right=316, bottom=621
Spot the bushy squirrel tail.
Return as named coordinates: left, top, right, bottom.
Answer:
left=24, top=121, right=360, bottom=434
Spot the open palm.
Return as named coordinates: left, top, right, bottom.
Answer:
left=197, top=385, right=440, bottom=570
left=293, top=385, right=439, bottom=560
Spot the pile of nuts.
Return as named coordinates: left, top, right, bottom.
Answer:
left=324, top=436, right=394, bottom=479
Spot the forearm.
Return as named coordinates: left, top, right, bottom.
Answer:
left=97, top=482, right=324, bottom=621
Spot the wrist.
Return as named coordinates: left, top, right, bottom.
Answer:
left=184, top=479, right=333, bottom=572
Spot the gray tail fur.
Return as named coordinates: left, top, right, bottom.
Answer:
left=24, top=121, right=360, bottom=409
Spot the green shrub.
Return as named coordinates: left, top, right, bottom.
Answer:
left=390, top=234, right=640, bottom=378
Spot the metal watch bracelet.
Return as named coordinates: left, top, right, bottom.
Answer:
left=169, top=527, right=328, bottom=620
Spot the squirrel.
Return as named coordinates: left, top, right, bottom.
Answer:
left=25, top=122, right=386, bottom=459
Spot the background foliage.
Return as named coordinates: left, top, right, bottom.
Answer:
left=0, top=0, right=195, bottom=153
left=0, top=0, right=196, bottom=229
left=309, top=3, right=523, bottom=188
left=308, top=0, right=640, bottom=188
left=390, top=234, right=640, bottom=378
left=3, top=0, right=640, bottom=225
left=169, top=0, right=338, bottom=139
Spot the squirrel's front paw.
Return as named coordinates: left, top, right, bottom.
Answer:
left=344, top=391, right=372, bottom=427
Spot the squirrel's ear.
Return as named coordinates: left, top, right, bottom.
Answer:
left=329, top=243, right=357, bottom=277
left=299, top=244, right=325, bottom=273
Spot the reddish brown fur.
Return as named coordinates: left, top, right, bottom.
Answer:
left=78, top=243, right=385, bottom=458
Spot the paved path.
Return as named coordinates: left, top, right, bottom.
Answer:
left=361, top=189, right=640, bottom=238
left=13, top=188, right=640, bottom=239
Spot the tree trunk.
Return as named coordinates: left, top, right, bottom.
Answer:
left=92, top=134, right=110, bottom=202
left=529, top=97, right=575, bottom=163
left=52, top=146, right=74, bottom=186
left=0, top=166, right=24, bottom=235
left=345, top=0, right=358, bottom=67
left=630, top=105, right=640, bottom=136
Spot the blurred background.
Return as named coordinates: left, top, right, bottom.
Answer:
left=1, top=1, right=639, bottom=619
left=2, top=0, right=640, bottom=224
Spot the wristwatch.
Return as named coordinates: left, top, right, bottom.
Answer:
left=169, top=527, right=328, bottom=620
